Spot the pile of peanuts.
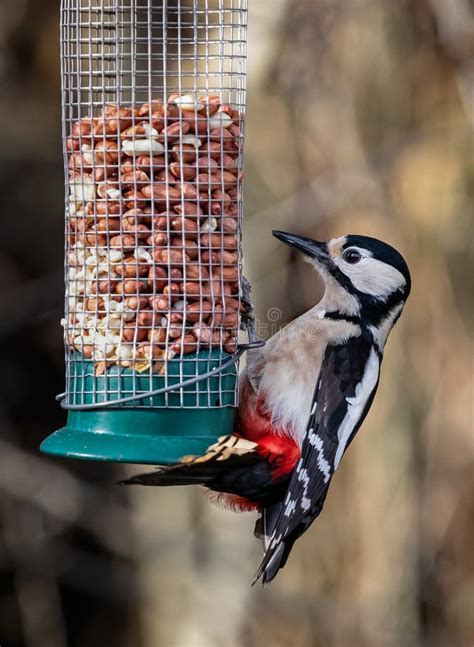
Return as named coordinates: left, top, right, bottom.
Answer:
left=64, top=93, right=243, bottom=375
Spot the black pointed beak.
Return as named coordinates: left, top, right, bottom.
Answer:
left=272, top=230, right=330, bottom=264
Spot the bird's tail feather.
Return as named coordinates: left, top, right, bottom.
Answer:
left=252, top=502, right=295, bottom=585
left=253, top=535, right=297, bottom=586
left=254, top=502, right=282, bottom=551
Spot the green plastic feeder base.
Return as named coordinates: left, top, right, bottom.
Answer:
left=40, top=407, right=234, bottom=465
left=40, top=350, right=237, bottom=465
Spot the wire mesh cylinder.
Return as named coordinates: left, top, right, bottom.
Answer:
left=61, top=0, right=247, bottom=412
left=41, top=0, right=248, bottom=463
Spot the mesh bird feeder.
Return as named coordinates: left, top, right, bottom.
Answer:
left=40, top=0, right=256, bottom=464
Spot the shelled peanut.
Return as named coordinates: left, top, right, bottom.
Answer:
left=63, top=94, right=244, bottom=375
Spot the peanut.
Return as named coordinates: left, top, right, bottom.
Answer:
left=181, top=281, right=208, bottom=300
left=185, top=264, right=210, bottom=280
left=150, top=295, right=172, bottom=312
left=171, top=216, right=198, bottom=237
left=221, top=296, right=241, bottom=312
left=162, top=102, right=180, bottom=121
left=137, top=310, right=154, bottom=328
left=116, top=279, right=148, bottom=295
left=115, top=257, right=149, bottom=278
left=142, top=183, right=181, bottom=203
left=221, top=216, right=238, bottom=233
left=95, top=105, right=133, bottom=134
left=174, top=201, right=203, bottom=216
left=109, top=234, right=136, bottom=250
left=135, top=342, right=165, bottom=361
left=96, top=217, right=120, bottom=234
left=169, top=310, right=184, bottom=324
left=135, top=155, right=165, bottom=172
left=172, top=94, right=204, bottom=111
left=147, top=232, right=169, bottom=247
left=94, top=164, right=118, bottom=182
left=171, top=143, right=198, bottom=164
left=155, top=169, right=176, bottom=185
left=171, top=238, right=198, bottom=260
left=138, top=100, right=163, bottom=117
left=222, top=311, right=239, bottom=328
left=123, top=324, right=148, bottom=343
left=161, top=121, right=191, bottom=140
left=164, top=283, right=180, bottom=298
left=95, top=140, right=120, bottom=163
left=154, top=248, right=189, bottom=265
left=208, top=110, right=234, bottom=131
left=169, top=267, right=184, bottom=281
left=85, top=297, right=106, bottom=312
left=90, top=278, right=118, bottom=295
left=96, top=201, right=122, bottom=216
left=66, top=137, right=80, bottom=152
left=148, top=328, right=167, bottom=345
left=124, top=295, right=149, bottom=311
left=199, top=141, right=221, bottom=160
left=65, top=94, right=244, bottom=373
left=170, top=333, right=197, bottom=354
left=147, top=265, right=168, bottom=290
left=224, top=338, right=237, bottom=354
left=186, top=300, right=212, bottom=323
left=152, top=215, right=170, bottom=231
left=192, top=323, right=222, bottom=346
left=197, top=156, right=219, bottom=173
left=123, top=190, right=147, bottom=210
left=169, top=161, right=196, bottom=181
left=71, top=118, right=94, bottom=140
left=120, top=170, right=150, bottom=189
left=210, top=189, right=231, bottom=215
left=177, top=182, right=199, bottom=200
left=199, top=95, right=221, bottom=117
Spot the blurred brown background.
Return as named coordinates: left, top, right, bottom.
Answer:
left=0, top=0, right=472, bottom=646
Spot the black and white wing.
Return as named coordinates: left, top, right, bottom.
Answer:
left=255, top=331, right=381, bottom=585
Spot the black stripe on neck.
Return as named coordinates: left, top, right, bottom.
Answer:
left=325, top=311, right=360, bottom=325
left=358, top=289, right=406, bottom=327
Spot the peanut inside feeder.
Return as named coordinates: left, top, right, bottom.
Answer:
left=66, top=95, right=242, bottom=377
left=41, top=0, right=249, bottom=464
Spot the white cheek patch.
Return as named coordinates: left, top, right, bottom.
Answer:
left=337, top=257, right=406, bottom=298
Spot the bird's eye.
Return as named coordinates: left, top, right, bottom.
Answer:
left=342, top=249, right=362, bottom=264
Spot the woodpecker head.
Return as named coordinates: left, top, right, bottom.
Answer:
left=273, top=231, right=411, bottom=343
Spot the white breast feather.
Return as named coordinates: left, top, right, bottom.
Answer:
left=258, top=355, right=316, bottom=445
left=257, top=312, right=359, bottom=445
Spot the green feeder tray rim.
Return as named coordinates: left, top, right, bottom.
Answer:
left=56, top=339, right=265, bottom=411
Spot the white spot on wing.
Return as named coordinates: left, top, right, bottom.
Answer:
left=284, top=500, right=296, bottom=517
left=297, top=467, right=309, bottom=483
left=297, top=468, right=311, bottom=512
left=309, top=433, right=332, bottom=483
left=334, top=347, right=380, bottom=468
left=301, top=497, right=311, bottom=511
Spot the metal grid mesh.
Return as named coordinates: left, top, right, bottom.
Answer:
left=61, top=0, right=247, bottom=408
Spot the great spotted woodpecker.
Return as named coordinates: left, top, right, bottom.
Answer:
left=121, top=231, right=411, bottom=584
